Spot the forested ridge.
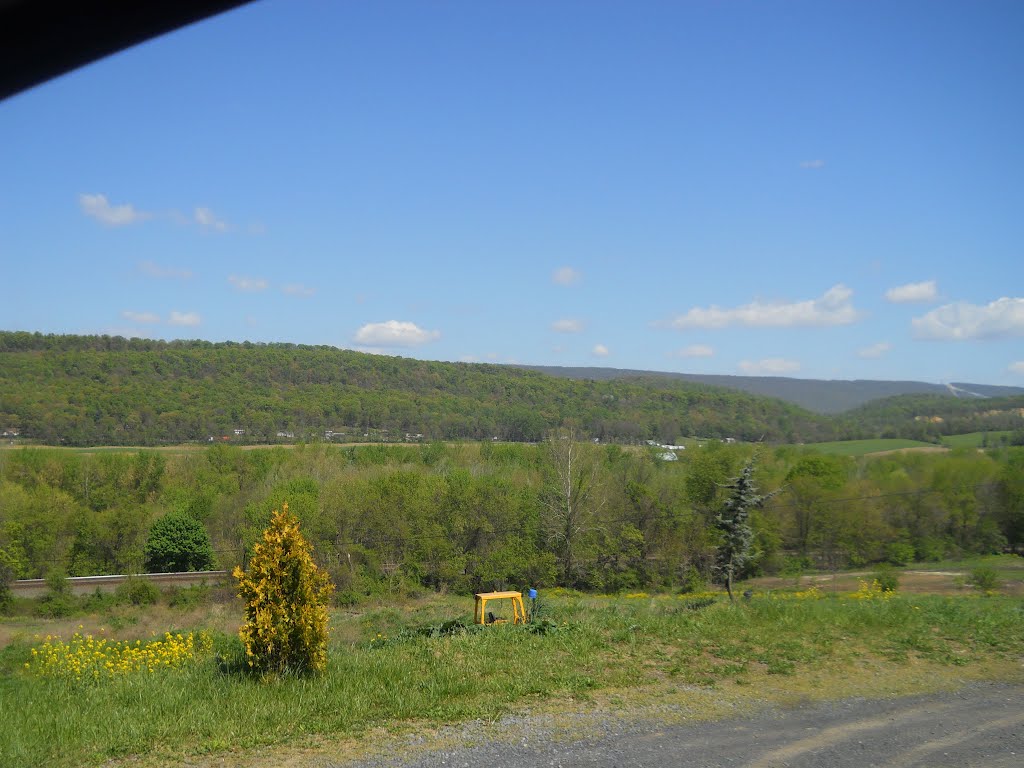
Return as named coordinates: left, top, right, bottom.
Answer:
left=0, top=331, right=836, bottom=446
left=1, top=331, right=1022, bottom=447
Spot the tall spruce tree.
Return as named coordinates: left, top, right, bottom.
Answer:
left=714, top=457, right=777, bottom=602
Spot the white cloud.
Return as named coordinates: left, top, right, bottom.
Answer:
left=886, top=280, right=937, bottom=303
left=229, top=275, right=269, bottom=292
left=169, top=311, right=201, bottom=327
left=1009, top=361, right=1024, bottom=375
left=592, top=344, right=610, bottom=357
left=738, top=358, right=801, bottom=375
left=667, top=284, right=858, bottom=329
left=552, top=266, right=581, bottom=286
left=354, top=320, right=441, bottom=347
left=121, top=310, right=160, bottom=324
left=79, top=193, right=150, bottom=226
left=195, top=207, right=228, bottom=232
left=672, top=344, right=714, bottom=358
left=800, top=159, right=826, bottom=170
left=858, top=341, right=892, bottom=359
left=282, top=283, right=316, bottom=297
left=551, top=318, right=584, bottom=333
left=912, top=297, right=1024, bottom=340
left=139, top=260, right=192, bottom=280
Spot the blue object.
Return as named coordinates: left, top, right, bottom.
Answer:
left=528, top=588, right=537, bottom=600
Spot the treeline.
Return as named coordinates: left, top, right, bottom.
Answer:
left=1, top=441, right=1021, bottom=598
left=839, top=393, right=1024, bottom=442
left=0, top=331, right=836, bottom=446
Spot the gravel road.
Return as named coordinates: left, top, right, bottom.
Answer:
left=342, top=682, right=1023, bottom=768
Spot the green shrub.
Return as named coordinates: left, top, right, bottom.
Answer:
left=167, top=584, right=210, bottom=609
left=871, top=564, right=900, bottom=592
left=886, top=542, right=916, bottom=566
left=115, top=577, right=160, bottom=606
left=144, top=512, right=216, bottom=573
left=968, top=565, right=1000, bottom=593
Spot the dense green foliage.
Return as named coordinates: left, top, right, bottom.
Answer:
left=2, top=332, right=1020, bottom=448
left=143, top=511, right=215, bottom=573
left=1, top=331, right=840, bottom=445
left=1, top=441, right=1020, bottom=593
left=839, top=393, right=1024, bottom=442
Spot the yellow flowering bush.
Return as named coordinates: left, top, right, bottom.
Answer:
left=233, top=503, right=334, bottom=675
left=848, top=578, right=894, bottom=601
left=25, top=630, right=211, bottom=682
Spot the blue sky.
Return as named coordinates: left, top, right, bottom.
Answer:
left=2, top=0, right=1022, bottom=385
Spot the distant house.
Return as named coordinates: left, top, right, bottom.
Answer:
left=277, top=431, right=294, bottom=439
left=1, top=429, right=19, bottom=438
left=233, top=428, right=245, bottom=436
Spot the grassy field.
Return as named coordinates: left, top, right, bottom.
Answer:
left=939, top=431, right=1016, bottom=449
left=2, top=574, right=1023, bottom=768
left=796, top=438, right=940, bottom=456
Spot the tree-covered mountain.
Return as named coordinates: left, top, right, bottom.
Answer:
left=0, top=331, right=837, bottom=446
left=514, top=365, right=1024, bottom=414
left=2, top=332, right=1021, bottom=447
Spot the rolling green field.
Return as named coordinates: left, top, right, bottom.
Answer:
left=796, top=438, right=939, bottom=456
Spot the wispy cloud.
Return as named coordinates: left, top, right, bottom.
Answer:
left=672, top=344, right=714, bottom=358
left=551, top=318, right=584, bottom=333
left=886, top=280, right=937, bottom=303
left=738, top=358, right=801, bottom=375
left=552, top=266, right=581, bottom=286
left=169, top=311, right=201, bottom=327
left=354, top=320, right=440, bottom=347
left=592, top=344, right=610, bottom=357
left=1009, top=361, right=1024, bottom=375
left=799, top=159, right=826, bottom=170
left=665, top=284, right=858, bottom=330
left=912, top=297, right=1024, bottom=340
left=282, top=283, right=316, bottom=298
left=858, top=341, right=892, bottom=359
left=121, top=310, right=160, bottom=324
left=139, top=260, right=192, bottom=280
left=229, top=275, right=269, bottom=292
left=79, top=193, right=150, bottom=226
left=195, top=207, right=228, bottom=232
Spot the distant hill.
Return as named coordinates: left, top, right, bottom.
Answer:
left=512, top=365, right=1024, bottom=414
left=0, top=331, right=836, bottom=446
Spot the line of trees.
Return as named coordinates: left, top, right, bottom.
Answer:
left=2, top=440, right=1021, bottom=599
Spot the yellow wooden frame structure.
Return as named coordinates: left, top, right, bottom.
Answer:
left=474, top=591, right=527, bottom=625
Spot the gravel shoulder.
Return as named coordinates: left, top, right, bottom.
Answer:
left=338, top=682, right=1024, bottom=768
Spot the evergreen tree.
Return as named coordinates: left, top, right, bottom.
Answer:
left=714, top=457, right=777, bottom=602
left=233, top=504, right=334, bottom=675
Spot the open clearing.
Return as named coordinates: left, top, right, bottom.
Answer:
left=794, top=438, right=941, bottom=456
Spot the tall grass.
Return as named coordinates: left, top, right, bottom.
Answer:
left=2, top=593, right=1022, bottom=767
